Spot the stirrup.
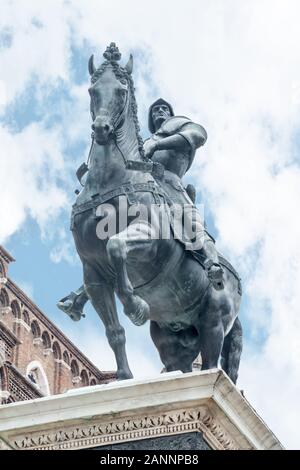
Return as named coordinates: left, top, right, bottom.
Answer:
left=57, top=292, right=85, bottom=322
left=203, top=260, right=225, bottom=290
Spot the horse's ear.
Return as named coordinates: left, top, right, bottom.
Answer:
left=125, top=54, right=133, bottom=75
left=88, top=54, right=96, bottom=76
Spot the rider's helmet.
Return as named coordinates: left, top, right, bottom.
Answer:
left=148, top=98, right=174, bottom=134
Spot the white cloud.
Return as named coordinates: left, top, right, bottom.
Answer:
left=1, top=0, right=300, bottom=449
left=0, top=81, right=7, bottom=107
left=49, top=229, right=79, bottom=265
left=0, top=123, right=68, bottom=242
left=0, top=0, right=74, bottom=106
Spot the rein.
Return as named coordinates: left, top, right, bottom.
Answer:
left=76, top=75, right=157, bottom=188
left=76, top=93, right=129, bottom=187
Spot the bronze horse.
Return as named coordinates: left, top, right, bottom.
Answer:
left=71, top=45, right=243, bottom=383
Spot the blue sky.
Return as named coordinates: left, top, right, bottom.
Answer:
left=1, top=0, right=300, bottom=449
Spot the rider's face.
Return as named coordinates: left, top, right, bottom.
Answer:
left=152, top=104, right=171, bottom=131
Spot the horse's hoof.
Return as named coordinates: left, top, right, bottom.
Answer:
left=117, top=369, right=134, bottom=381
left=124, top=296, right=150, bottom=326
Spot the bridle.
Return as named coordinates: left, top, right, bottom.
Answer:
left=90, top=85, right=130, bottom=163
left=75, top=86, right=130, bottom=187
left=77, top=81, right=148, bottom=188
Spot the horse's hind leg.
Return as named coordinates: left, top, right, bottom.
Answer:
left=198, top=294, right=226, bottom=372
left=221, top=317, right=243, bottom=384
left=83, top=262, right=133, bottom=380
left=150, top=321, right=200, bottom=373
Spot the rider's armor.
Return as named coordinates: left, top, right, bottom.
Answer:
left=146, top=110, right=224, bottom=290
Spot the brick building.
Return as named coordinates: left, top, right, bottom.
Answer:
left=0, top=245, right=116, bottom=404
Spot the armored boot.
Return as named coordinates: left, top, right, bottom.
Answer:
left=57, top=285, right=89, bottom=321
left=194, top=234, right=224, bottom=290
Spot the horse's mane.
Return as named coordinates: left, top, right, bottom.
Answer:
left=91, top=62, right=145, bottom=160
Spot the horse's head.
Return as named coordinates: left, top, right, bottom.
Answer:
left=88, top=44, right=133, bottom=145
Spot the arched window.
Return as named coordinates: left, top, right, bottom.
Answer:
left=0, top=367, right=5, bottom=394
left=31, top=320, right=41, bottom=338
left=90, top=378, right=97, bottom=386
left=71, top=360, right=79, bottom=378
left=71, top=359, right=79, bottom=377
left=63, top=351, right=70, bottom=365
left=80, top=370, right=89, bottom=386
left=53, top=342, right=61, bottom=360
left=41, top=331, right=51, bottom=349
left=26, top=361, right=50, bottom=396
left=11, top=300, right=21, bottom=319
left=22, top=310, right=30, bottom=325
left=0, top=260, right=4, bottom=277
left=0, top=289, right=9, bottom=308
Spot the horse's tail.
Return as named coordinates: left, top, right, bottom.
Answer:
left=221, top=317, right=243, bottom=384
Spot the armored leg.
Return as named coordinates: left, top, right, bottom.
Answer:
left=197, top=233, right=224, bottom=290
left=181, top=206, right=224, bottom=290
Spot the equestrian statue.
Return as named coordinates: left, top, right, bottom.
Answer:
left=58, top=43, right=243, bottom=383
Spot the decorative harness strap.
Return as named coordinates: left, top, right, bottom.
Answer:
left=218, top=255, right=242, bottom=295
left=76, top=134, right=95, bottom=187
left=70, top=181, right=166, bottom=230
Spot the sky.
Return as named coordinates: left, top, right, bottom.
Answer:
left=0, top=0, right=300, bottom=449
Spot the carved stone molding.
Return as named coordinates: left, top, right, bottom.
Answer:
left=0, top=437, right=12, bottom=450
left=43, top=348, right=53, bottom=356
left=0, top=370, right=283, bottom=451
left=0, top=391, right=10, bottom=404
left=11, top=406, right=241, bottom=451
left=12, top=318, right=31, bottom=331
left=0, top=307, right=11, bottom=316
left=54, top=359, right=71, bottom=370
left=32, top=337, right=43, bottom=346
left=72, top=376, right=82, bottom=384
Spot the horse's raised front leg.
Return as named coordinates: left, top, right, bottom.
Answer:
left=83, top=263, right=133, bottom=380
left=106, top=223, right=151, bottom=326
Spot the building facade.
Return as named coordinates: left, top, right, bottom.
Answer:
left=0, top=245, right=116, bottom=404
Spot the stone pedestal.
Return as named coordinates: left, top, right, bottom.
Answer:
left=0, top=369, right=283, bottom=450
